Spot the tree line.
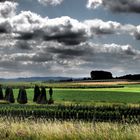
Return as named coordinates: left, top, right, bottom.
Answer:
left=0, top=85, right=54, bottom=104
left=90, top=70, right=140, bottom=80
left=90, top=70, right=113, bottom=80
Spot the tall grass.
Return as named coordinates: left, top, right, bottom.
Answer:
left=0, top=118, right=140, bottom=140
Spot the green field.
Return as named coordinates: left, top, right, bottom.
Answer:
left=4, top=84, right=140, bottom=105
left=1, top=81, right=140, bottom=140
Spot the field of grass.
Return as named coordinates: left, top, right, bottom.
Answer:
left=2, top=80, right=140, bottom=88
left=1, top=81, right=140, bottom=139
left=6, top=84, right=140, bottom=105
left=0, top=118, right=140, bottom=140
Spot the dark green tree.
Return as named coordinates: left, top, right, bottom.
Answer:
left=17, top=87, right=28, bottom=104
left=49, top=87, right=53, bottom=97
left=0, top=85, right=4, bottom=100
left=33, top=85, right=41, bottom=102
left=4, top=87, right=15, bottom=103
left=8, top=87, right=15, bottom=103
left=48, top=87, right=54, bottom=104
left=37, top=86, right=47, bottom=104
left=90, top=70, right=113, bottom=80
left=5, top=87, right=10, bottom=101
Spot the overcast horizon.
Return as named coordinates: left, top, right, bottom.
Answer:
left=0, top=0, right=140, bottom=78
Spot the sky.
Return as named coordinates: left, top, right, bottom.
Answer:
left=0, top=0, right=140, bottom=78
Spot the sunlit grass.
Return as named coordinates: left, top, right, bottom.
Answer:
left=1, top=86, right=140, bottom=105
left=1, top=81, right=140, bottom=105
left=0, top=118, right=140, bottom=140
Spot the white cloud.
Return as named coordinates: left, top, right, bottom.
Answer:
left=84, top=19, right=121, bottom=36
left=133, top=25, right=140, bottom=40
left=10, top=11, right=48, bottom=34
left=0, top=9, right=138, bottom=44
left=0, top=0, right=140, bottom=77
left=0, top=1, right=18, bottom=18
left=38, top=0, right=63, bottom=6
left=0, top=6, right=139, bottom=43
left=87, top=0, right=102, bottom=9
left=87, top=0, right=140, bottom=13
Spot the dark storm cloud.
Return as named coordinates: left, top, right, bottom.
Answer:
left=11, top=53, right=53, bottom=62
left=31, top=52, right=53, bottom=62
left=45, top=42, right=138, bottom=62
left=134, top=32, right=140, bottom=40
left=0, top=59, right=18, bottom=69
left=15, top=33, right=35, bottom=40
left=47, top=46, right=87, bottom=59
left=87, top=0, right=140, bottom=13
left=0, top=25, right=8, bottom=33
left=1, top=34, right=140, bottom=78
left=0, top=20, right=11, bottom=33
left=15, top=41, right=32, bottom=50
left=40, top=16, right=88, bottom=45
left=10, top=13, right=88, bottom=45
left=133, top=26, right=140, bottom=40
left=43, top=32, right=87, bottom=45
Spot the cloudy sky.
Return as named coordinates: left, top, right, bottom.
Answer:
left=0, top=0, right=140, bottom=78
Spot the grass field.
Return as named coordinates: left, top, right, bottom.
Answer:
left=1, top=81, right=140, bottom=140
left=6, top=84, right=140, bottom=105
left=0, top=118, right=140, bottom=140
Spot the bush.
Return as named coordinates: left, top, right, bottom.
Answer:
left=17, top=87, right=28, bottom=104
left=8, top=87, right=15, bottom=103
left=37, top=87, right=47, bottom=104
left=4, top=87, right=15, bottom=103
left=48, top=87, right=54, bottom=104
left=33, top=85, right=41, bottom=102
left=5, top=87, right=10, bottom=101
left=49, top=87, right=53, bottom=97
left=0, top=85, right=4, bottom=100
left=48, top=97, right=54, bottom=104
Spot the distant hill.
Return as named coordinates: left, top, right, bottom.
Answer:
left=0, top=77, right=73, bottom=82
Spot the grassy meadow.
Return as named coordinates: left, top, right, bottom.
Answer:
left=2, top=80, right=140, bottom=105
left=0, top=118, right=140, bottom=140
left=10, top=88, right=140, bottom=105
left=1, top=80, right=140, bottom=140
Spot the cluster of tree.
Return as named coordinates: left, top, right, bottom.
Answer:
left=90, top=70, right=140, bottom=80
left=0, top=85, right=54, bottom=104
left=0, top=85, right=15, bottom=103
left=0, top=85, right=27, bottom=104
left=90, top=70, right=113, bottom=80
left=17, top=87, right=28, bottom=104
left=116, top=74, right=140, bottom=80
left=33, top=85, right=54, bottom=104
